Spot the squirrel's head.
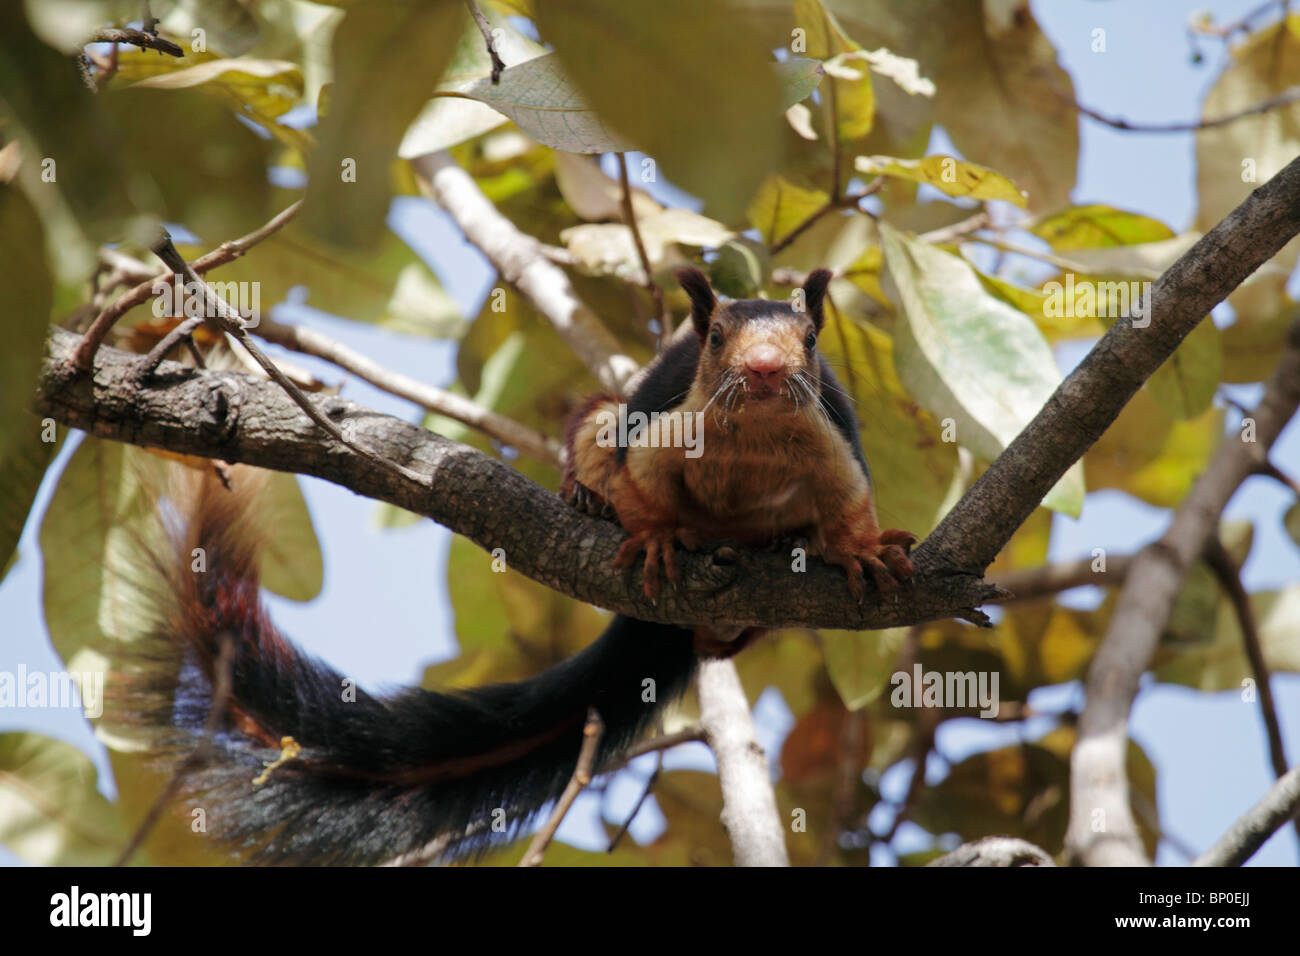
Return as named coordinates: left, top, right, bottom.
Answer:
left=674, top=266, right=831, bottom=408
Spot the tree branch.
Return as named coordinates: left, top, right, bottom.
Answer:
left=1193, top=764, right=1300, bottom=867
left=992, top=553, right=1133, bottom=602
left=615, top=151, right=670, bottom=342
left=71, top=200, right=302, bottom=371
left=39, top=326, right=1000, bottom=631
left=920, top=152, right=1300, bottom=576
left=1066, top=315, right=1300, bottom=867
left=1203, top=536, right=1298, bottom=844
left=1071, top=86, right=1300, bottom=133
left=255, top=317, right=562, bottom=467
left=928, top=836, right=1055, bottom=867
left=696, top=659, right=789, bottom=866
left=412, top=151, right=639, bottom=393
left=518, top=708, right=603, bottom=866
left=87, top=27, right=183, bottom=58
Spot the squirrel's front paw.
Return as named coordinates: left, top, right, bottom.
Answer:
left=613, top=526, right=701, bottom=600
left=822, top=527, right=917, bottom=600
left=564, top=479, right=614, bottom=519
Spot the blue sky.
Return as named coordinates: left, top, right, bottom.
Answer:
left=2, top=0, right=1298, bottom=866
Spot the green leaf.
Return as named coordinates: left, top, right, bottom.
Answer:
left=1196, top=16, right=1300, bottom=276
left=0, top=3, right=133, bottom=235
left=399, top=7, right=548, bottom=157
left=1028, top=205, right=1176, bottom=251
left=101, top=84, right=277, bottom=242
left=0, top=733, right=132, bottom=866
left=856, top=154, right=1027, bottom=207
left=818, top=312, right=960, bottom=536
left=930, top=2, right=1077, bottom=213
left=1285, top=500, right=1300, bottom=553
left=186, top=222, right=465, bottom=336
left=822, top=627, right=909, bottom=710
left=1222, top=285, right=1296, bottom=384
left=777, top=56, right=826, bottom=109
left=303, top=0, right=464, bottom=248
left=257, top=472, right=323, bottom=602
left=113, top=51, right=308, bottom=150
left=535, top=0, right=785, bottom=219
left=451, top=53, right=633, bottom=153
left=794, top=0, right=873, bottom=139
left=747, top=175, right=830, bottom=248
left=40, top=439, right=159, bottom=681
left=1086, top=392, right=1223, bottom=509
left=1145, top=317, right=1221, bottom=420
left=881, top=223, right=1084, bottom=516
left=0, top=420, right=59, bottom=582
left=0, top=181, right=54, bottom=466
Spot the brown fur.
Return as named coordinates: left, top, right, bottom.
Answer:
left=563, top=269, right=916, bottom=600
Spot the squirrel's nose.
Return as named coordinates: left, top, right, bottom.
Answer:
left=744, top=345, right=785, bottom=379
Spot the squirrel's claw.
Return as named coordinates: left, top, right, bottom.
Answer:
left=614, top=527, right=698, bottom=600
left=823, top=527, right=917, bottom=600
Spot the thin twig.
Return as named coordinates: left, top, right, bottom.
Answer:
left=1256, top=458, right=1300, bottom=496
left=87, top=27, right=183, bottom=58
left=612, top=724, right=706, bottom=768
left=1194, top=764, right=1300, bottom=866
left=465, top=0, right=505, bottom=84
left=256, top=317, right=562, bottom=466
left=768, top=179, right=884, bottom=257
left=1070, top=86, right=1300, bottom=134
left=882, top=717, right=936, bottom=844
left=518, top=708, right=604, bottom=866
left=149, top=231, right=430, bottom=488
left=992, top=553, right=1133, bottom=602
left=1204, top=537, right=1298, bottom=843
left=72, top=201, right=303, bottom=371
left=919, top=211, right=993, bottom=244
left=607, top=749, right=663, bottom=852
left=1188, top=0, right=1290, bottom=39
left=615, top=152, right=670, bottom=344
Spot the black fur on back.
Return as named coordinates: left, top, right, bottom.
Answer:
left=615, top=334, right=701, bottom=465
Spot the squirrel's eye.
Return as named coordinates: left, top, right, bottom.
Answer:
left=708, top=327, right=724, bottom=349
left=804, top=331, right=817, bottom=351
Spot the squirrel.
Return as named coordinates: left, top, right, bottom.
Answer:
left=120, top=267, right=915, bottom=865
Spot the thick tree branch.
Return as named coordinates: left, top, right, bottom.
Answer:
left=920, top=152, right=1300, bottom=575
left=1066, top=315, right=1300, bottom=867
left=40, top=326, right=1000, bottom=631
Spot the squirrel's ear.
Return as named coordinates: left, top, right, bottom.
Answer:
left=802, top=269, right=832, bottom=331
left=675, top=266, right=717, bottom=339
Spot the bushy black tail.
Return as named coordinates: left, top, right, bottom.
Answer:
left=128, top=466, right=698, bottom=865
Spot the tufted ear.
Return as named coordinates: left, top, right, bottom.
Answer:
left=801, top=268, right=832, bottom=331
left=675, top=267, right=717, bottom=340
